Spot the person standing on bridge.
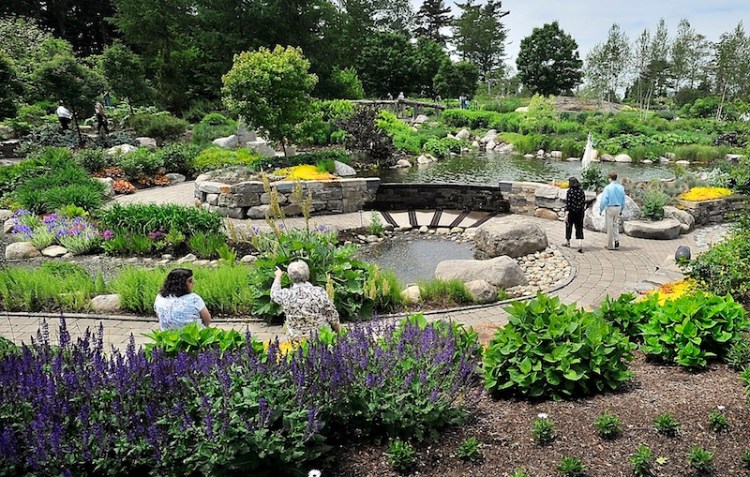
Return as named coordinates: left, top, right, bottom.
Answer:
left=397, top=92, right=405, bottom=101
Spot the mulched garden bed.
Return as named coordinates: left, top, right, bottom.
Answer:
left=329, top=354, right=750, bottom=476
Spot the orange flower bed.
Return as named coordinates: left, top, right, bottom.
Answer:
left=648, top=280, right=693, bottom=305
left=678, top=187, right=732, bottom=202
left=112, top=180, right=136, bottom=194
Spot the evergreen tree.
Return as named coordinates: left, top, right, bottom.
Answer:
left=516, top=21, right=583, bottom=96
left=414, top=0, right=452, bottom=46
left=453, top=0, right=508, bottom=78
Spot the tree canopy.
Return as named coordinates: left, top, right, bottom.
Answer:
left=516, top=21, right=583, bottom=96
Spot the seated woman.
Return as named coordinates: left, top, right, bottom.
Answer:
left=270, top=260, right=341, bottom=339
left=154, top=268, right=211, bottom=330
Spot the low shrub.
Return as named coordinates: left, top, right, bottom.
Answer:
left=641, top=291, right=749, bottom=369
left=673, top=144, right=728, bottom=162
left=386, top=438, right=416, bottom=473
left=484, top=294, right=635, bottom=400
left=423, top=137, right=464, bottom=157
left=190, top=146, right=261, bottom=174
left=154, top=143, right=201, bottom=176
left=684, top=230, right=750, bottom=303
left=726, top=335, right=750, bottom=370
left=654, top=413, right=680, bottom=437
left=8, top=147, right=106, bottom=213
left=595, top=411, right=622, bottom=440
left=191, top=113, right=236, bottom=146
left=580, top=164, right=607, bottom=191
left=112, top=180, right=136, bottom=194
left=532, top=415, right=555, bottom=444
left=144, top=322, right=248, bottom=356
left=678, top=186, right=733, bottom=202
left=630, top=444, right=653, bottom=477
left=557, top=456, right=585, bottom=477
left=98, top=203, right=224, bottom=238
left=187, top=231, right=226, bottom=259
left=73, top=148, right=110, bottom=173
left=641, top=187, right=669, bottom=221
left=457, top=436, right=482, bottom=463
left=0, top=317, right=480, bottom=475
left=0, top=263, right=106, bottom=312
left=687, top=447, right=714, bottom=474
left=595, top=293, right=659, bottom=342
left=115, top=147, right=164, bottom=179
left=708, top=409, right=729, bottom=433
left=129, top=111, right=187, bottom=139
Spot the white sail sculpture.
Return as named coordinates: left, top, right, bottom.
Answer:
left=581, top=133, right=595, bottom=171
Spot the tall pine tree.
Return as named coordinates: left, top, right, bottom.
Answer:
left=414, top=0, right=452, bottom=47
left=453, top=0, right=508, bottom=78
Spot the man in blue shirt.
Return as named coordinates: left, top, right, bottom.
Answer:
left=599, top=172, right=626, bottom=250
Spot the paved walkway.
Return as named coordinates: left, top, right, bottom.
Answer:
left=0, top=182, right=711, bottom=350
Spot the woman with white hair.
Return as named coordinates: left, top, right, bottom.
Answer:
left=271, top=260, right=341, bottom=339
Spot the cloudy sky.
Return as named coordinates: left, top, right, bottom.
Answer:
left=435, top=0, right=749, bottom=63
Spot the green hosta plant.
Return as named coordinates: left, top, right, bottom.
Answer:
left=596, top=293, right=659, bottom=342
left=143, top=322, right=258, bottom=357
left=641, top=291, right=750, bottom=369
left=484, top=293, right=635, bottom=400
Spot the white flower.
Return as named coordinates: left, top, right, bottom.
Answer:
left=308, top=471, right=322, bottom=477
left=537, top=413, right=548, bottom=420
left=717, top=405, right=726, bottom=411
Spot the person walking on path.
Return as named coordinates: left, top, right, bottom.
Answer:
left=95, top=102, right=109, bottom=135
left=154, top=268, right=212, bottom=331
left=56, top=101, right=73, bottom=131
left=271, top=261, right=341, bottom=340
left=563, top=177, right=586, bottom=253
left=599, top=172, right=626, bottom=250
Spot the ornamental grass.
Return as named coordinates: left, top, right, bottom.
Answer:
left=0, top=317, right=481, bottom=476
left=678, top=187, right=732, bottom=202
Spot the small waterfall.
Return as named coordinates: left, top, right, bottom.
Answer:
left=581, top=133, right=594, bottom=171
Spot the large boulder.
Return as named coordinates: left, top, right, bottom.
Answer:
left=0, top=209, right=13, bottom=222
left=474, top=219, right=549, bottom=258
left=0, top=139, right=20, bottom=158
left=480, top=129, right=498, bottom=144
left=435, top=256, right=528, bottom=289
left=623, top=219, right=681, bottom=240
left=166, top=173, right=186, bottom=184
left=413, top=114, right=429, bottom=125
left=663, top=206, right=695, bottom=234
left=417, top=154, right=437, bottom=164
left=495, top=143, right=515, bottom=154
left=394, top=159, right=412, bottom=168
left=465, top=280, right=498, bottom=304
left=212, top=135, right=239, bottom=149
left=600, top=153, right=615, bottom=162
left=136, top=137, right=158, bottom=150
left=106, top=144, right=137, bottom=156
left=401, top=286, right=421, bottom=305
left=41, top=245, right=69, bottom=258
left=333, top=160, right=356, bottom=177
left=584, top=194, right=641, bottom=233
left=5, top=242, right=41, bottom=260
left=95, top=177, right=114, bottom=197
left=90, top=294, right=122, bottom=313
left=614, top=153, right=633, bottom=163
left=455, top=128, right=471, bottom=140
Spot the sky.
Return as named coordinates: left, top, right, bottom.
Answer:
left=432, top=0, right=750, bottom=63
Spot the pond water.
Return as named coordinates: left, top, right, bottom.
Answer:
left=375, top=153, right=684, bottom=185
left=357, top=237, right=475, bottom=284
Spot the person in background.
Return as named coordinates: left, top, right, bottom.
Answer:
left=563, top=177, right=586, bottom=253
left=397, top=92, right=405, bottom=101
left=154, top=268, right=211, bottom=330
left=459, top=94, right=466, bottom=109
left=56, top=101, right=73, bottom=131
left=271, top=260, right=341, bottom=340
left=599, top=172, right=626, bottom=250
left=102, top=91, right=112, bottom=107
left=386, top=92, right=393, bottom=100
left=95, top=102, right=109, bottom=135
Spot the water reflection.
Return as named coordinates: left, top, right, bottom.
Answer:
left=358, top=238, right=475, bottom=284
left=373, top=153, right=681, bottom=185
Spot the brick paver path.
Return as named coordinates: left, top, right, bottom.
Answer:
left=0, top=182, right=706, bottom=350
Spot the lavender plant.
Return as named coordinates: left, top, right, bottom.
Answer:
left=0, top=316, right=481, bottom=476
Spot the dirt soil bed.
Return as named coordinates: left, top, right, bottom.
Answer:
left=329, top=354, right=750, bottom=476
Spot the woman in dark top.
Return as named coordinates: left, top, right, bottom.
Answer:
left=564, top=177, right=586, bottom=253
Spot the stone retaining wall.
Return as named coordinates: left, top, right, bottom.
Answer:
left=677, top=196, right=748, bottom=225
left=194, top=177, right=380, bottom=219
left=374, top=183, right=510, bottom=212
left=499, top=181, right=596, bottom=220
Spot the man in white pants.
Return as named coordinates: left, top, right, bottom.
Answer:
left=599, top=172, right=625, bottom=250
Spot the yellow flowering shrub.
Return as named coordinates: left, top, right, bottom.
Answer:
left=552, top=180, right=569, bottom=189
left=678, top=187, right=732, bottom=202
left=277, top=164, right=337, bottom=181
left=648, top=280, right=693, bottom=305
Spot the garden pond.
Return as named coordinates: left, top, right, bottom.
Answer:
left=357, top=236, right=475, bottom=285
left=374, top=152, right=689, bottom=185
